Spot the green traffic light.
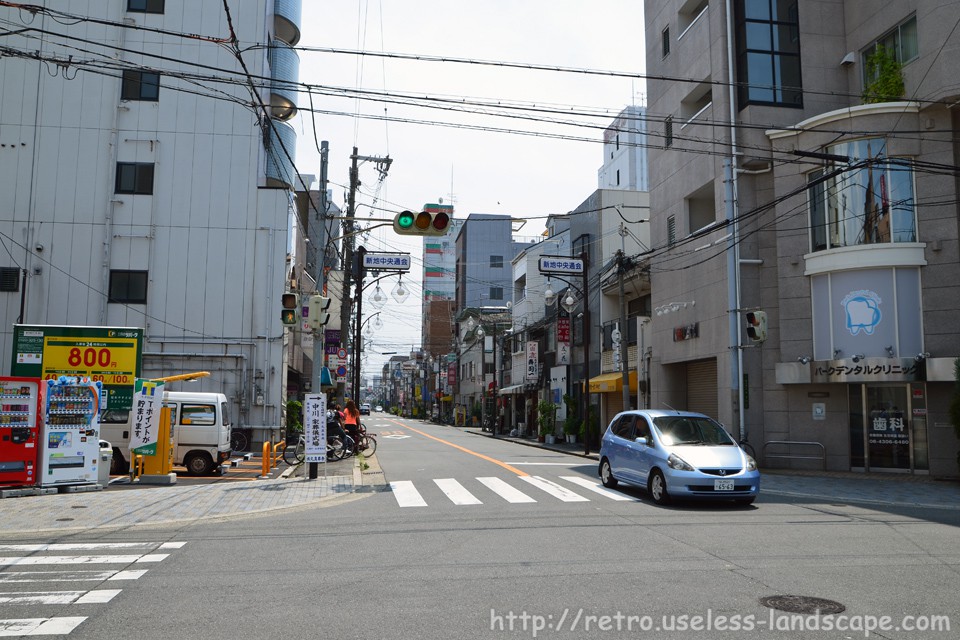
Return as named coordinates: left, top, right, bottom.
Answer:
left=397, top=210, right=415, bottom=229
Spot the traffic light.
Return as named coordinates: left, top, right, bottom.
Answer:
left=281, top=292, right=299, bottom=326
left=393, top=209, right=450, bottom=236
left=307, top=295, right=332, bottom=331
left=745, top=310, right=767, bottom=343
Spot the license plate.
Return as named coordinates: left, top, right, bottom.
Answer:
left=714, top=479, right=735, bottom=491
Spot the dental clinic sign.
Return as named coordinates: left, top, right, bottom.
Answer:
left=842, top=290, right=882, bottom=336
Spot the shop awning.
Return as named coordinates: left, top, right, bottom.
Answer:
left=586, top=371, right=637, bottom=393
left=498, top=384, right=524, bottom=395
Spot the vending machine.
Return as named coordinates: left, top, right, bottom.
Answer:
left=38, top=377, right=103, bottom=488
left=0, top=377, right=41, bottom=489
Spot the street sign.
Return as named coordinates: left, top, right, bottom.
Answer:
left=362, top=252, right=411, bottom=271
left=538, top=255, right=584, bottom=275
left=336, top=365, right=347, bottom=377
left=337, top=348, right=348, bottom=359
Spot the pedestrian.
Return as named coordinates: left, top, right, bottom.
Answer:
left=343, top=400, right=361, bottom=449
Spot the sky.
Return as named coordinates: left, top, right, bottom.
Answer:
left=293, top=1, right=647, bottom=377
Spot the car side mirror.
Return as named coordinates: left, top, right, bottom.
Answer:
left=634, top=436, right=648, bottom=446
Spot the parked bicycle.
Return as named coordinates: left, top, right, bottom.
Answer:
left=283, top=433, right=347, bottom=466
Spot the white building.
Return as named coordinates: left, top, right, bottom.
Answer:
left=0, top=1, right=303, bottom=437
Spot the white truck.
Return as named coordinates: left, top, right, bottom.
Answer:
left=101, top=391, right=232, bottom=475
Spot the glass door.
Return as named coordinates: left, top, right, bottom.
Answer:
left=864, top=385, right=911, bottom=471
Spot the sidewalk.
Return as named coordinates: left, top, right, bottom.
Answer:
left=458, top=425, right=960, bottom=510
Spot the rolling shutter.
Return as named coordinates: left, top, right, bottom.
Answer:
left=686, top=359, right=718, bottom=419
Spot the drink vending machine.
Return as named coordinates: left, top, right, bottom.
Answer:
left=0, top=377, right=41, bottom=489
left=38, top=376, right=103, bottom=488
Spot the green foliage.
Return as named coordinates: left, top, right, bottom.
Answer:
left=285, top=400, right=303, bottom=433
left=949, top=359, right=960, bottom=470
left=471, top=402, right=483, bottom=419
left=537, top=400, right=557, bottom=435
left=862, top=46, right=905, bottom=104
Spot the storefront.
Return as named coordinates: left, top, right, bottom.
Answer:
left=587, top=371, right=638, bottom=427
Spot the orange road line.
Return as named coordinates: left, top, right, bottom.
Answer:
left=393, top=421, right=528, bottom=477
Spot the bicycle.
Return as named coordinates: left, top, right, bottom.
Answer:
left=283, top=434, right=346, bottom=466
left=343, top=423, right=377, bottom=457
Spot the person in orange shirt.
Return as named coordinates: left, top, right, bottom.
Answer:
left=343, top=400, right=361, bottom=450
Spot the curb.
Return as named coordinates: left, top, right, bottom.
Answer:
left=458, top=426, right=601, bottom=461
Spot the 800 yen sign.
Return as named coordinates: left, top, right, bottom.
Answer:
left=42, top=338, right=138, bottom=385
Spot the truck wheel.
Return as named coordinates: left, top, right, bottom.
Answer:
left=184, top=452, right=215, bottom=476
left=110, top=451, right=129, bottom=475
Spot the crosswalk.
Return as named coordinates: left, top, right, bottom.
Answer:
left=389, top=475, right=638, bottom=508
left=0, top=541, right=185, bottom=636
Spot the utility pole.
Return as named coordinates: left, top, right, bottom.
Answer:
left=337, top=148, right=392, bottom=406
left=581, top=251, right=592, bottom=456
left=616, top=229, right=631, bottom=410
left=307, top=141, right=330, bottom=481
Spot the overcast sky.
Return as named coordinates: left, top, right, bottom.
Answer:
left=293, top=1, right=647, bottom=377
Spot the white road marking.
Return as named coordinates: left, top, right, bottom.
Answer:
left=134, top=554, right=169, bottom=563
left=0, top=556, right=142, bottom=567
left=108, top=570, right=148, bottom=581
left=476, top=477, right=537, bottom=503
left=381, top=435, right=411, bottom=439
left=390, top=481, right=428, bottom=507
left=0, top=543, right=179, bottom=552
left=74, top=590, right=121, bottom=604
left=519, top=476, right=590, bottom=502
left=0, top=590, right=120, bottom=605
left=560, top=476, right=635, bottom=501
left=0, top=617, right=86, bottom=636
left=433, top=479, right=482, bottom=505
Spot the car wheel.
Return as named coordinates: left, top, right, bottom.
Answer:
left=648, top=469, right=671, bottom=505
left=184, top=452, right=215, bottom=476
left=599, top=459, right=618, bottom=488
left=734, top=497, right=755, bottom=506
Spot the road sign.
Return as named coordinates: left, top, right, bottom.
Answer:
left=335, top=365, right=347, bottom=377
left=362, top=252, right=411, bottom=271
left=538, top=255, right=584, bottom=275
left=337, top=348, right=348, bottom=359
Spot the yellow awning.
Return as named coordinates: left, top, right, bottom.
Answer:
left=586, top=371, right=638, bottom=393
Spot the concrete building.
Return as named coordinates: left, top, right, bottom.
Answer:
left=598, top=105, right=650, bottom=192
left=0, top=1, right=303, bottom=438
left=644, top=0, right=959, bottom=475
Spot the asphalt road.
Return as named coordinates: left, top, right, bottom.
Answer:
left=2, top=415, right=958, bottom=639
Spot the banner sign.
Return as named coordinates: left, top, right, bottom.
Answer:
left=304, top=393, right=327, bottom=463
left=130, top=379, right=163, bottom=456
left=526, top=342, right=539, bottom=381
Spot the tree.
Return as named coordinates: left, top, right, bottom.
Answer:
left=862, top=45, right=905, bottom=104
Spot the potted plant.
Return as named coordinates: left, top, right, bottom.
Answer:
left=537, top=400, right=557, bottom=443
left=562, top=394, right=579, bottom=443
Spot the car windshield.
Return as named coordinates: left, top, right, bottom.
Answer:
left=653, top=416, right=736, bottom=446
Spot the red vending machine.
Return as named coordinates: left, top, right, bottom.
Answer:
left=0, top=377, right=41, bottom=489
left=38, top=377, right=102, bottom=488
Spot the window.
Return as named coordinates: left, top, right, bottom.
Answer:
left=115, top=162, right=155, bottom=194
left=127, top=0, right=164, bottom=13
left=665, top=116, right=674, bottom=147
left=489, top=287, right=503, bottom=300
left=611, top=414, right=635, bottom=439
left=109, top=270, right=148, bottom=304
left=121, top=70, right=159, bottom=101
left=662, top=26, right=671, bottom=57
left=807, top=137, right=916, bottom=252
left=861, top=16, right=918, bottom=85
left=180, top=404, right=216, bottom=426
left=667, top=215, right=677, bottom=246
left=0, top=267, right=19, bottom=292
left=490, top=255, right=504, bottom=268
left=734, top=0, right=803, bottom=108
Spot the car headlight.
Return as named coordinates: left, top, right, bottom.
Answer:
left=744, top=454, right=757, bottom=471
left=667, top=453, right=694, bottom=471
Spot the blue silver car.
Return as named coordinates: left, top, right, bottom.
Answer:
left=598, top=410, right=760, bottom=505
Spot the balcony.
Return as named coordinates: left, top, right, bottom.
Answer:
left=269, top=39, right=300, bottom=121
left=273, top=0, right=302, bottom=46
left=265, top=120, right=297, bottom=188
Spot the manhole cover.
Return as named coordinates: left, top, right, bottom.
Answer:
left=759, top=595, right=845, bottom=615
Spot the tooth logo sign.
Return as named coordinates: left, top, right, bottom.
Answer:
left=841, top=290, right=882, bottom=336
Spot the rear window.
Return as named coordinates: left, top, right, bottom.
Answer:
left=101, top=410, right=130, bottom=424
left=180, top=404, right=216, bottom=426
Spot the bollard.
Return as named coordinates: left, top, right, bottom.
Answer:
left=272, top=440, right=285, bottom=468
left=261, top=441, right=270, bottom=477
